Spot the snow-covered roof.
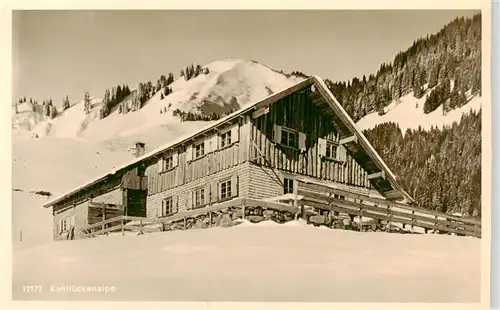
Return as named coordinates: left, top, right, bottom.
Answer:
left=42, top=76, right=413, bottom=209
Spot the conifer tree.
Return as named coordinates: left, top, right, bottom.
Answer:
left=62, top=95, right=70, bottom=111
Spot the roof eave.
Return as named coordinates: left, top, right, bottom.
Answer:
left=311, top=75, right=415, bottom=203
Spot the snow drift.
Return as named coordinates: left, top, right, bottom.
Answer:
left=12, top=222, right=480, bottom=302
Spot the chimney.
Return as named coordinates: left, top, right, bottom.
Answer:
left=134, top=142, right=146, bottom=157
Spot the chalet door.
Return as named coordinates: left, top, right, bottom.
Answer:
left=123, top=188, right=147, bottom=217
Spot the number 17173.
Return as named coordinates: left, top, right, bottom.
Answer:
left=22, top=285, right=42, bottom=293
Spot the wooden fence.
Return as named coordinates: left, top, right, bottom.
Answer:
left=81, top=181, right=481, bottom=239
left=82, top=197, right=304, bottom=238
left=294, top=178, right=481, bottom=238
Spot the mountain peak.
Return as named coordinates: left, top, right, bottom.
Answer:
left=12, top=59, right=302, bottom=142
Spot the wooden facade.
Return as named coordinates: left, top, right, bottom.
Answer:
left=250, top=88, right=369, bottom=188
left=45, top=76, right=412, bottom=240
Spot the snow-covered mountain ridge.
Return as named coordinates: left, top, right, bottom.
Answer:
left=12, top=59, right=302, bottom=142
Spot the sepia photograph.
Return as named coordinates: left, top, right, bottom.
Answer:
left=6, top=5, right=492, bottom=307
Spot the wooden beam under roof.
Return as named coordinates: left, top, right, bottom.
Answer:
left=367, top=171, right=386, bottom=181
left=340, top=135, right=358, bottom=145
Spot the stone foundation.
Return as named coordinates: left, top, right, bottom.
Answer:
left=156, top=205, right=425, bottom=236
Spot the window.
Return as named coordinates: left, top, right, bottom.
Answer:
left=194, top=188, right=205, bottom=208
left=59, top=217, right=71, bottom=233
left=325, top=142, right=338, bottom=160
left=220, top=180, right=232, bottom=199
left=283, top=178, right=294, bottom=194
left=163, top=156, right=173, bottom=171
left=334, top=194, right=345, bottom=200
left=162, top=197, right=174, bottom=216
left=195, top=143, right=205, bottom=158
left=220, top=131, right=232, bottom=148
left=281, top=128, right=298, bottom=148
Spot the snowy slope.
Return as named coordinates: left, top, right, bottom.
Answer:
left=12, top=97, right=103, bottom=140
left=12, top=222, right=480, bottom=302
left=12, top=59, right=301, bottom=142
left=356, top=89, right=482, bottom=132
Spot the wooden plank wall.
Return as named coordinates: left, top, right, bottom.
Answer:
left=145, top=116, right=252, bottom=196
left=251, top=90, right=369, bottom=188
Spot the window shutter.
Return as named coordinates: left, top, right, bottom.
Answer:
left=57, top=221, right=61, bottom=234
left=318, top=138, right=327, bottom=157
left=157, top=158, right=164, bottom=173
left=205, top=184, right=210, bottom=205
left=186, top=145, right=193, bottom=162
left=187, top=191, right=193, bottom=210
left=211, top=135, right=218, bottom=152
left=231, top=124, right=240, bottom=143
left=172, top=151, right=179, bottom=167
left=70, top=215, right=75, bottom=226
left=298, top=132, right=307, bottom=152
left=204, top=137, right=211, bottom=153
left=211, top=182, right=218, bottom=202
left=337, top=145, right=347, bottom=162
left=273, top=124, right=282, bottom=143
left=173, top=195, right=178, bottom=214
left=230, top=175, right=238, bottom=197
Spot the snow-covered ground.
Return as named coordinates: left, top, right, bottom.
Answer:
left=12, top=221, right=480, bottom=302
left=356, top=90, right=482, bottom=132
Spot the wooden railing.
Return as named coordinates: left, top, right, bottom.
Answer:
left=82, top=197, right=304, bottom=238
left=294, top=178, right=481, bottom=238
left=81, top=181, right=481, bottom=239
left=82, top=215, right=164, bottom=238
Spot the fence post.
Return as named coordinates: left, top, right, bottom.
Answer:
left=121, top=219, right=124, bottom=236
left=293, top=179, right=299, bottom=219
left=242, top=205, right=246, bottom=220
left=434, top=215, right=438, bottom=234
left=386, top=205, right=392, bottom=232
left=359, top=208, right=363, bottom=232
left=184, top=217, right=187, bottom=230
left=209, top=211, right=212, bottom=227
left=101, top=207, right=106, bottom=235
left=411, top=210, right=415, bottom=234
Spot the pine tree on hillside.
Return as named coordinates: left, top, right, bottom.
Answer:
left=156, top=79, right=162, bottom=92
left=49, top=104, right=58, bottom=119
left=167, top=73, right=174, bottom=85
left=448, top=88, right=459, bottom=110
left=457, top=91, right=467, bottom=107
left=62, top=95, right=70, bottom=111
left=102, top=89, right=111, bottom=117
left=84, top=91, right=91, bottom=114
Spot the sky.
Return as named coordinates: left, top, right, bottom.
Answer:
left=12, top=10, right=479, bottom=105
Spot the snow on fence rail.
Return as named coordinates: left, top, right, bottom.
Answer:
left=294, top=178, right=481, bottom=238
